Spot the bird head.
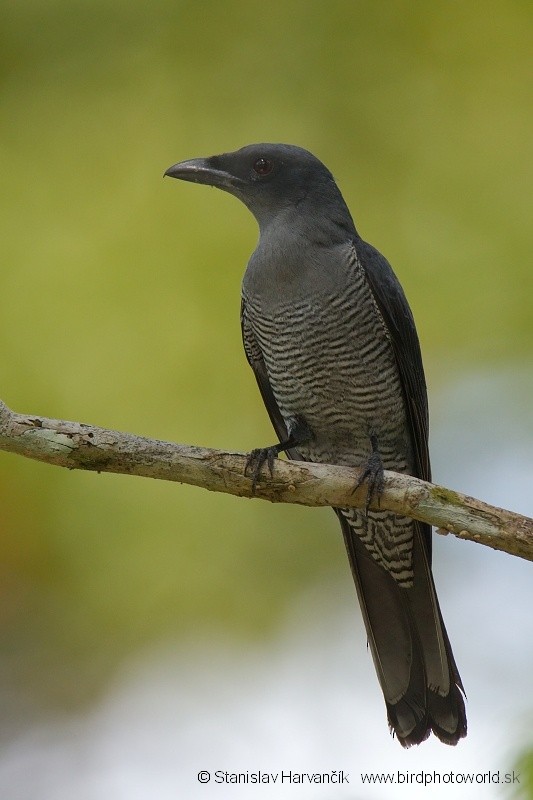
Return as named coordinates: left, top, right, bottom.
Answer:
left=165, top=143, right=351, bottom=232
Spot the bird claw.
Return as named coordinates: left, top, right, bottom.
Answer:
left=245, top=446, right=278, bottom=493
left=353, top=450, right=385, bottom=515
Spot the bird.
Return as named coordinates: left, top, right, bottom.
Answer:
left=164, top=143, right=467, bottom=747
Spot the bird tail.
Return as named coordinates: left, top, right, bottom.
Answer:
left=337, top=512, right=467, bottom=747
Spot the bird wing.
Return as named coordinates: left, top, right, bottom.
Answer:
left=347, top=241, right=465, bottom=745
left=356, top=239, right=431, bottom=484
left=241, top=297, right=295, bottom=453
left=356, top=239, right=432, bottom=564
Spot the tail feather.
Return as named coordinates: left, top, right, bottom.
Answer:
left=337, top=511, right=466, bottom=747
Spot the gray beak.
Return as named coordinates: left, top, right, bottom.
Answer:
left=164, top=158, right=237, bottom=190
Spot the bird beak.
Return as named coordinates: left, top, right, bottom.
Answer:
left=164, top=158, right=238, bottom=191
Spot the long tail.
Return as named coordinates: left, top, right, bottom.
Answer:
left=337, top=512, right=467, bottom=746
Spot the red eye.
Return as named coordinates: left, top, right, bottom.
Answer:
left=253, top=157, right=273, bottom=176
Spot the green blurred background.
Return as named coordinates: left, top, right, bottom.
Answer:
left=0, top=0, right=532, bottom=787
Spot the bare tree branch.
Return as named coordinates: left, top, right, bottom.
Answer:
left=1, top=398, right=531, bottom=561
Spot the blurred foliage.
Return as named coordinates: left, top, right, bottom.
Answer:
left=514, top=749, right=533, bottom=799
left=0, top=0, right=531, bottom=717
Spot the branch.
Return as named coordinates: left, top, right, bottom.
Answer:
left=1, top=399, right=531, bottom=561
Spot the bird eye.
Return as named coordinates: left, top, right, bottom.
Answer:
left=252, top=157, right=273, bottom=176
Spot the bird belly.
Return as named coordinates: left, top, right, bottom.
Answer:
left=251, top=296, right=412, bottom=473
left=246, top=289, right=416, bottom=586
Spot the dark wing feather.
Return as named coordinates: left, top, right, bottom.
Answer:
left=356, top=239, right=430, bottom=482
left=354, top=240, right=466, bottom=743
left=356, top=239, right=432, bottom=562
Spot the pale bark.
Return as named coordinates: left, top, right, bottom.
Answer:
left=0, top=398, right=531, bottom=561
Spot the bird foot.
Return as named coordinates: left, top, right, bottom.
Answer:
left=245, top=446, right=278, bottom=494
left=353, top=450, right=385, bottom=514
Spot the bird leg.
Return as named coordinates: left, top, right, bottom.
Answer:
left=245, top=415, right=311, bottom=493
left=353, top=432, right=385, bottom=514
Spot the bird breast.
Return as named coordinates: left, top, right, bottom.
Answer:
left=242, top=248, right=411, bottom=470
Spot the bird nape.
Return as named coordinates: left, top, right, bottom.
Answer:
left=165, top=143, right=467, bottom=747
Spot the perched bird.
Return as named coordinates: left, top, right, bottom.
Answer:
left=165, top=144, right=467, bottom=747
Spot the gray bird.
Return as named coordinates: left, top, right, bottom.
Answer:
left=165, top=144, right=467, bottom=747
